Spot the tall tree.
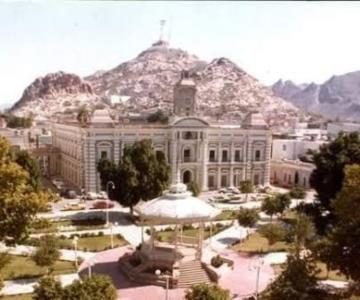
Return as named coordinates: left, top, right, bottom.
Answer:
left=260, top=255, right=323, bottom=300
left=97, top=139, right=170, bottom=214
left=309, top=132, right=360, bottom=232
left=290, top=213, right=315, bottom=255
left=76, top=105, right=91, bottom=126
left=259, top=223, right=286, bottom=250
left=325, top=164, right=360, bottom=282
left=14, top=149, right=41, bottom=191
left=0, top=136, right=50, bottom=244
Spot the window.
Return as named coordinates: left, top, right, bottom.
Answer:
left=156, top=150, right=164, bottom=160
left=221, top=175, right=228, bottom=187
left=255, top=150, right=261, bottom=161
left=208, top=175, right=215, bottom=189
left=234, top=150, right=241, bottom=162
left=282, top=144, right=287, bottom=151
left=209, top=150, right=216, bottom=162
left=101, top=151, right=107, bottom=159
left=222, top=150, right=228, bottom=162
left=184, top=149, right=191, bottom=162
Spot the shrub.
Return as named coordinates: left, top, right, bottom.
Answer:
left=237, top=208, right=259, bottom=227
left=33, top=276, right=63, bottom=300
left=98, top=231, right=104, bottom=236
left=187, top=181, right=200, bottom=197
left=211, top=255, right=224, bottom=268
left=289, top=187, right=306, bottom=199
left=145, top=228, right=151, bottom=235
left=185, top=283, right=231, bottom=300
left=32, top=235, right=60, bottom=269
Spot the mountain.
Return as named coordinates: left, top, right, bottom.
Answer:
left=12, top=41, right=303, bottom=127
left=10, top=71, right=102, bottom=118
left=272, top=71, right=360, bottom=122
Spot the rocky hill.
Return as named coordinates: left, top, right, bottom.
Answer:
left=12, top=41, right=303, bottom=127
left=10, top=72, right=102, bottom=119
left=272, top=71, right=360, bottom=122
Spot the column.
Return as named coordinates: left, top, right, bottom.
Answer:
left=170, top=134, right=178, bottom=183
left=114, top=137, right=120, bottom=164
left=246, top=137, right=252, bottom=182
left=263, top=133, right=272, bottom=185
left=230, top=166, right=234, bottom=187
left=217, top=167, right=221, bottom=188
left=201, top=134, right=208, bottom=191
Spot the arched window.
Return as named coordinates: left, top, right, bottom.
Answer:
left=183, top=170, right=192, bottom=184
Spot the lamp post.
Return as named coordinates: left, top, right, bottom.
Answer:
left=88, top=257, right=96, bottom=278
left=155, top=269, right=170, bottom=300
left=249, top=256, right=264, bottom=300
left=106, top=181, right=115, bottom=226
left=110, top=222, right=118, bottom=248
left=72, top=236, right=79, bottom=269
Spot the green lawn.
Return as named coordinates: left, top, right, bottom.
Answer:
left=272, top=261, right=348, bottom=282
left=0, top=294, right=33, bottom=300
left=215, top=210, right=238, bottom=221
left=58, top=234, right=127, bottom=252
left=2, top=255, right=76, bottom=280
left=30, top=219, right=106, bottom=234
left=232, top=232, right=290, bottom=254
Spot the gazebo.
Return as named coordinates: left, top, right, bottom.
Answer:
left=119, top=176, right=221, bottom=288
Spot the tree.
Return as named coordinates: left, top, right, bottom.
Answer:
left=261, top=196, right=279, bottom=220
left=32, top=235, right=60, bottom=273
left=0, top=136, right=50, bottom=244
left=324, top=164, right=360, bottom=282
left=185, top=283, right=231, bottom=300
left=147, top=109, right=168, bottom=124
left=309, top=132, right=360, bottom=232
left=76, top=105, right=91, bottom=126
left=237, top=208, right=259, bottom=228
left=14, top=149, right=41, bottom=191
left=260, top=255, right=323, bottom=300
left=62, top=274, right=117, bottom=300
left=259, top=224, right=286, bottom=250
left=289, top=213, right=315, bottom=255
left=33, top=276, right=63, bottom=300
left=240, top=180, right=254, bottom=201
left=289, top=186, right=306, bottom=199
left=187, top=181, right=200, bottom=197
left=97, top=139, right=171, bottom=214
left=275, top=193, right=291, bottom=216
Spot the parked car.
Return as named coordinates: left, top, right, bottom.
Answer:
left=91, top=200, right=115, bottom=209
left=86, top=192, right=98, bottom=200
left=60, top=189, right=78, bottom=199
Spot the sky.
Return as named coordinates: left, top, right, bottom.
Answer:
left=1, top=1, right=360, bottom=106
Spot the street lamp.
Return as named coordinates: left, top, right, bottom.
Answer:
left=72, top=236, right=79, bottom=269
left=106, top=181, right=115, bottom=226
left=110, top=222, right=118, bottom=248
left=88, top=256, right=97, bottom=278
left=249, top=256, right=264, bottom=300
left=155, top=269, right=170, bottom=300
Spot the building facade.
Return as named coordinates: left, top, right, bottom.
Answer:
left=270, top=159, right=315, bottom=189
left=52, top=77, right=272, bottom=193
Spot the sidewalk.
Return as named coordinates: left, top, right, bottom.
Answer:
left=1, top=273, right=79, bottom=296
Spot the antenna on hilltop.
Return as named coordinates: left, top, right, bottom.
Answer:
left=167, top=17, right=172, bottom=44
left=159, top=19, right=166, bottom=41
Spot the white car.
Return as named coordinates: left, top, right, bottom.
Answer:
left=86, top=192, right=98, bottom=200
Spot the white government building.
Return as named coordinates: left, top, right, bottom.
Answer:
left=52, top=74, right=272, bottom=193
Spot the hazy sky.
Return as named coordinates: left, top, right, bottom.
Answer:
left=1, top=1, right=360, bottom=105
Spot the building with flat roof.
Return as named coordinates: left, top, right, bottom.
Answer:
left=52, top=75, right=272, bottom=193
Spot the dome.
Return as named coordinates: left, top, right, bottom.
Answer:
left=89, top=109, right=113, bottom=125
left=135, top=177, right=220, bottom=223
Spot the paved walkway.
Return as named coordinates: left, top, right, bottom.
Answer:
left=0, top=243, right=94, bottom=262
left=2, top=273, right=80, bottom=296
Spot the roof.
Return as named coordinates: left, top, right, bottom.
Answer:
left=89, top=109, right=113, bottom=125
left=135, top=180, right=220, bottom=223
left=242, top=112, right=268, bottom=129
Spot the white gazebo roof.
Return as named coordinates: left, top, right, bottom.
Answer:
left=135, top=180, right=220, bottom=223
